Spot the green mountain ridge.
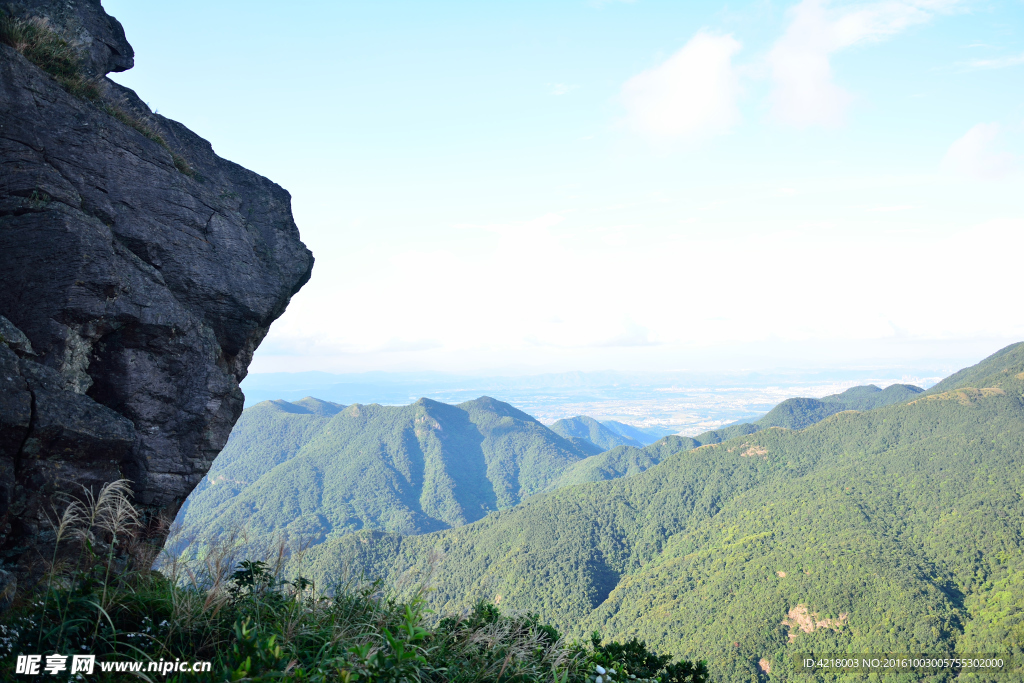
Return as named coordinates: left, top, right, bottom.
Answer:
left=691, top=382, right=924, bottom=445
left=536, top=383, right=927, bottom=492
left=924, top=341, right=1024, bottom=394
left=175, top=395, right=601, bottom=552
left=291, top=343, right=1024, bottom=682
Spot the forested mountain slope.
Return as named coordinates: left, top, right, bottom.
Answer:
left=298, top=343, right=1024, bottom=682
left=550, top=415, right=645, bottom=450
left=174, top=396, right=597, bottom=551
left=544, top=436, right=700, bottom=490
left=536, top=384, right=925, bottom=492
left=693, top=382, right=923, bottom=444
left=174, top=397, right=343, bottom=531
left=925, top=341, right=1024, bottom=394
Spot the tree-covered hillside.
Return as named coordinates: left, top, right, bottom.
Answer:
left=693, top=382, right=923, bottom=444
left=545, top=436, right=700, bottom=490
left=550, top=415, right=645, bottom=450
left=178, top=378, right=930, bottom=565
left=174, top=397, right=344, bottom=535
left=297, top=344, right=1024, bottom=682
left=537, top=384, right=926, bottom=493
left=175, top=396, right=598, bottom=553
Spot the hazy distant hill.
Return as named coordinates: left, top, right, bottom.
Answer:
left=693, top=382, right=923, bottom=444
left=600, top=420, right=675, bottom=446
left=175, top=396, right=597, bottom=551
left=549, top=416, right=645, bottom=450
left=298, top=343, right=1024, bottom=682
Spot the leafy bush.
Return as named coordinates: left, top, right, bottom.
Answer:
left=0, top=480, right=702, bottom=682
left=581, top=631, right=707, bottom=683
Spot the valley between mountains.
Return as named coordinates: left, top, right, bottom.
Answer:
left=176, top=343, right=1024, bottom=681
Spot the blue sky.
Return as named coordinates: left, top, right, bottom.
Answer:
left=105, top=0, right=1024, bottom=374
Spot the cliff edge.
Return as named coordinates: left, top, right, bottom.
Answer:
left=0, top=0, right=314, bottom=585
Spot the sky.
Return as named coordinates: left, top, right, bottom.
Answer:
left=105, top=0, right=1024, bottom=376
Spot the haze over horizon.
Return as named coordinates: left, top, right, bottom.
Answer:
left=107, top=0, right=1024, bottom=375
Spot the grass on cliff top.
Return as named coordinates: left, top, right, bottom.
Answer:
left=0, top=480, right=706, bottom=683
left=0, top=9, right=194, bottom=177
left=0, top=9, right=98, bottom=100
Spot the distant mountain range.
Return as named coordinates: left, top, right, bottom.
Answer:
left=178, top=377, right=925, bottom=559
left=291, top=342, right=1024, bottom=681
left=238, top=368, right=943, bottom=407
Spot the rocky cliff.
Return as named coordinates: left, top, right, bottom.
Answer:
left=0, top=0, right=313, bottom=587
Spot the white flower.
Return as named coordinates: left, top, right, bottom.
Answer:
left=609, top=669, right=616, bottom=675
left=596, top=665, right=606, bottom=674
left=595, top=677, right=603, bottom=683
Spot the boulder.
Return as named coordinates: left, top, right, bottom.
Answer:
left=0, top=1, right=313, bottom=579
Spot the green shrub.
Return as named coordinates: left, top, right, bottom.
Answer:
left=578, top=631, right=707, bottom=683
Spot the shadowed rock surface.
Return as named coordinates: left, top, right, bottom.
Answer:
left=0, top=0, right=313, bottom=579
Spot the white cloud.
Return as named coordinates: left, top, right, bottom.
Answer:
left=941, top=123, right=1019, bottom=180
left=254, top=211, right=1024, bottom=374
left=768, top=0, right=961, bottom=126
left=620, top=31, right=742, bottom=141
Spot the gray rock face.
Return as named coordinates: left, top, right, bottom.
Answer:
left=0, top=1, right=313, bottom=577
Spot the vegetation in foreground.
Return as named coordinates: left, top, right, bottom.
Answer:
left=0, top=481, right=705, bottom=682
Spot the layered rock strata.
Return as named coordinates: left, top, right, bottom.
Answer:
left=0, top=0, right=313, bottom=579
